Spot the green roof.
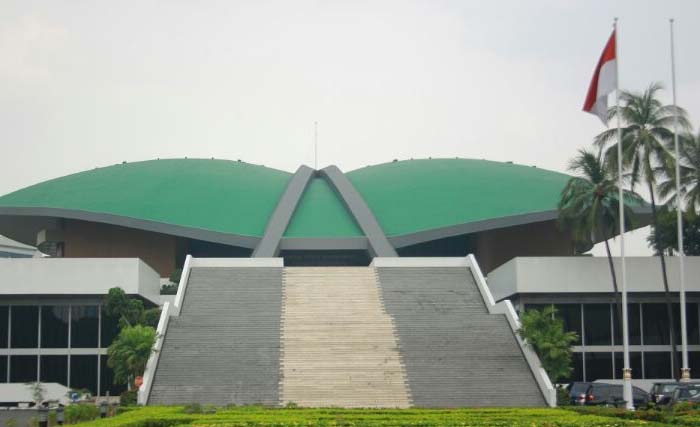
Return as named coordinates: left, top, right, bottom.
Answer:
left=0, top=157, right=574, bottom=242
left=347, top=159, right=571, bottom=237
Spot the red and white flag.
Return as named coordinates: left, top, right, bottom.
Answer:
left=583, top=30, right=617, bottom=124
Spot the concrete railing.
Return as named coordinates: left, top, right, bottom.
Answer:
left=138, top=301, right=171, bottom=405
left=173, top=255, right=193, bottom=316
left=465, top=255, right=557, bottom=407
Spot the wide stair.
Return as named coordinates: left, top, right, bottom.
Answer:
left=148, top=267, right=284, bottom=405
left=280, top=267, right=412, bottom=408
left=376, top=267, right=545, bottom=407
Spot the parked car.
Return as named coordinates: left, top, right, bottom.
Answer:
left=583, top=383, right=650, bottom=408
left=650, top=382, right=700, bottom=406
left=567, top=382, right=592, bottom=405
left=670, top=384, right=700, bottom=405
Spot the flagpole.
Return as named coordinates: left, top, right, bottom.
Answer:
left=670, top=18, right=690, bottom=382
left=613, top=17, right=634, bottom=411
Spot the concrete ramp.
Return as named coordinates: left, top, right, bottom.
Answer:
left=280, top=267, right=412, bottom=408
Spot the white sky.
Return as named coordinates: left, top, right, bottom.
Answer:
left=1, top=0, right=699, bottom=256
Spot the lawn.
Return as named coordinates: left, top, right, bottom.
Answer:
left=69, top=405, right=679, bottom=427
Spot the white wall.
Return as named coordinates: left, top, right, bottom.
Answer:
left=0, top=258, right=161, bottom=303
left=488, top=256, right=700, bottom=302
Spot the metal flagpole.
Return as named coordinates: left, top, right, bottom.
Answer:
left=314, top=121, right=318, bottom=170
left=614, top=17, right=634, bottom=411
left=670, top=18, right=690, bottom=382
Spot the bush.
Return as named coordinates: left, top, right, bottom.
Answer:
left=65, top=404, right=100, bottom=424
left=182, top=403, right=202, bottom=414
left=141, top=308, right=162, bottom=328
left=120, top=389, right=137, bottom=406
left=160, top=283, right=178, bottom=295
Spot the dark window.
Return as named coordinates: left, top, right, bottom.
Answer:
left=0, top=307, right=7, bottom=348
left=41, top=306, right=69, bottom=348
left=70, top=355, right=97, bottom=395
left=644, top=352, right=672, bottom=379
left=11, top=306, right=38, bottom=348
left=584, top=304, right=612, bottom=345
left=585, top=352, right=613, bottom=381
left=524, top=304, right=550, bottom=312
left=0, top=356, right=6, bottom=382
left=613, top=303, right=641, bottom=346
left=690, top=352, right=700, bottom=379
left=554, top=304, right=582, bottom=345
left=100, top=306, right=120, bottom=348
left=673, top=303, right=700, bottom=345
left=561, top=352, right=584, bottom=383
left=71, top=306, right=99, bottom=348
left=643, top=303, right=671, bottom=345
left=614, top=352, right=642, bottom=380
left=10, top=355, right=37, bottom=382
left=100, top=355, right=126, bottom=396
left=40, top=356, right=67, bottom=386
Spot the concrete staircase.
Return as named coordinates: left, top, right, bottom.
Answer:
left=376, top=267, right=545, bottom=407
left=148, top=267, right=284, bottom=405
left=280, top=267, right=412, bottom=408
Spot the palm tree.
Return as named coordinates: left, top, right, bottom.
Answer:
left=594, top=82, right=691, bottom=379
left=658, top=130, right=700, bottom=215
left=558, top=148, right=642, bottom=340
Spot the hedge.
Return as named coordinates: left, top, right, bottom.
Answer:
left=70, top=406, right=672, bottom=427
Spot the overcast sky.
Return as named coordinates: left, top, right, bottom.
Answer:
left=1, top=0, right=699, bottom=256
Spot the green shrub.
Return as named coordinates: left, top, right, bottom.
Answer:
left=182, top=403, right=202, bottom=414
left=65, top=403, right=100, bottom=424
left=120, top=389, right=137, bottom=406
left=160, top=283, right=178, bottom=295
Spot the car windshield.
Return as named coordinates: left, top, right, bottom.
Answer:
left=679, top=386, right=700, bottom=399
left=571, top=383, right=589, bottom=394
left=661, top=384, right=680, bottom=393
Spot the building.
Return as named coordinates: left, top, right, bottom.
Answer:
left=0, top=236, right=36, bottom=258
left=0, top=157, right=661, bottom=406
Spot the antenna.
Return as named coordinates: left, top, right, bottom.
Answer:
left=314, top=121, right=318, bottom=170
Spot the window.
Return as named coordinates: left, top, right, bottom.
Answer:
left=0, top=356, right=6, bottom=382
left=561, top=352, right=584, bottom=383
left=100, top=355, right=126, bottom=396
left=554, top=304, right=582, bottom=345
left=10, top=355, right=37, bottom=382
left=585, top=352, right=613, bottom=381
left=644, top=352, right=672, bottom=379
left=101, top=306, right=120, bottom=348
left=613, top=303, right=641, bottom=346
left=690, top=352, right=700, bottom=379
left=70, top=355, right=97, bottom=395
left=584, top=304, right=612, bottom=346
left=11, top=306, right=38, bottom=348
left=643, top=304, right=670, bottom=345
left=673, top=303, right=700, bottom=345
left=71, top=306, right=99, bottom=348
left=614, top=352, right=642, bottom=380
left=41, top=306, right=69, bottom=348
left=40, top=356, right=67, bottom=386
left=0, top=307, right=7, bottom=348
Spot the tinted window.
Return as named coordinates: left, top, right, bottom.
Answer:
left=673, top=303, right=700, bottom=345
left=100, top=306, right=120, bottom=348
left=614, top=352, right=642, bottom=380
left=0, top=307, right=7, bottom=348
left=41, top=306, right=69, bottom=348
left=70, top=355, right=97, bottom=395
left=586, top=352, right=613, bottom=381
left=71, top=306, right=99, bottom=348
left=555, top=304, right=582, bottom=345
left=645, top=352, right=672, bottom=379
left=0, top=356, right=6, bottom=382
left=40, top=355, right=68, bottom=386
left=613, top=303, right=641, bottom=345
left=10, top=355, right=37, bottom=382
left=11, top=306, right=38, bottom=348
left=584, top=304, right=611, bottom=345
left=100, top=355, right=126, bottom=397
left=643, top=304, right=670, bottom=345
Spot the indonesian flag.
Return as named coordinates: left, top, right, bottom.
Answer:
left=583, top=30, right=617, bottom=124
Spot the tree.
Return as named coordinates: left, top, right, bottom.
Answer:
left=107, top=325, right=156, bottom=387
left=658, top=130, right=700, bottom=214
left=518, top=306, right=578, bottom=383
left=103, top=287, right=161, bottom=328
left=558, top=148, right=643, bottom=334
left=648, top=208, right=700, bottom=256
left=595, top=82, right=691, bottom=379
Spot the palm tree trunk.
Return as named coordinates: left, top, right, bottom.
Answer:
left=649, top=181, right=680, bottom=380
left=604, top=239, right=624, bottom=345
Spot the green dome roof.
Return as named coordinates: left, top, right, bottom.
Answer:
left=0, top=157, right=576, bottom=246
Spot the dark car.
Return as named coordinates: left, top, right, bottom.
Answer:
left=670, top=384, right=700, bottom=405
left=583, top=383, right=650, bottom=408
left=568, top=382, right=592, bottom=405
left=650, top=382, right=685, bottom=405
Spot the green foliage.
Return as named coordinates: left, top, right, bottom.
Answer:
left=120, top=389, right=137, bottom=406
left=69, top=406, right=678, bottom=427
left=65, top=404, right=101, bottom=424
left=658, top=130, right=700, bottom=213
left=107, top=324, right=156, bottom=386
left=160, top=282, right=178, bottom=295
left=518, top=306, right=578, bottom=383
left=648, top=208, right=700, bottom=255
left=104, top=287, right=146, bottom=328
left=141, top=307, right=162, bottom=328
left=182, top=403, right=202, bottom=414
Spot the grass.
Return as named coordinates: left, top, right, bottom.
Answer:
left=70, top=405, right=675, bottom=427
